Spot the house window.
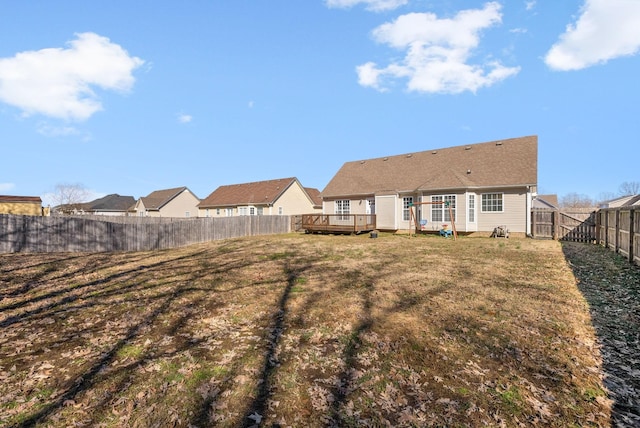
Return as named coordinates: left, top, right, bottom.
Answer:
left=257, top=207, right=263, bottom=215
left=238, top=207, right=248, bottom=216
left=431, top=195, right=456, bottom=222
left=249, top=206, right=255, bottom=216
left=468, top=194, right=475, bottom=223
left=226, top=208, right=233, bottom=217
left=278, top=207, right=284, bottom=215
left=402, top=197, right=413, bottom=221
left=185, top=211, right=190, bottom=218
left=335, top=200, right=350, bottom=220
left=482, top=193, right=503, bottom=212
left=216, top=208, right=220, bottom=216
left=138, top=210, right=145, bottom=217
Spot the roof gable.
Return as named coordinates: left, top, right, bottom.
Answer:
left=533, top=194, right=559, bottom=209
left=199, top=178, right=301, bottom=207
left=140, top=187, right=192, bottom=210
left=322, top=136, right=537, bottom=198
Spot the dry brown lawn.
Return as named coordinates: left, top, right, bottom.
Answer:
left=0, top=233, right=617, bottom=427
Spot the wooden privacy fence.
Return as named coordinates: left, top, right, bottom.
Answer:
left=596, top=207, right=640, bottom=266
left=0, top=214, right=291, bottom=253
left=531, top=208, right=596, bottom=242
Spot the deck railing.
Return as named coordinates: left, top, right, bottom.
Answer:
left=301, top=214, right=376, bottom=234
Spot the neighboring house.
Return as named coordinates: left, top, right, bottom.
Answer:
left=533, top=194, right=559, bottom=209
left=133, top=187, right=201, bottom=218
left=599, top=194, right=640, bottom=208
left=321, top=135, right=538, bottom=234
left=197, top=177, right=322, bottom=217
left=0, top=195, right=46, bottom=216
left=75, top=194, right=136, bottom=216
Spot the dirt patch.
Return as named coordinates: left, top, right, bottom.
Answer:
left=0, top=234, right=619, bottom=427
left=562, top=241, right=640, bottom=427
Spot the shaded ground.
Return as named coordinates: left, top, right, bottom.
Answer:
left=562, top=242, right=640, bottom=428
left=0, top=234, right=618, bottom=427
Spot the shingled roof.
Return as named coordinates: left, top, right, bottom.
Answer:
left=304, top=187, right=322, bottom=208
left=321, top=136, right=537, bottom=198
left=81, top=194, right=136, bottom=212
left=140, top=187, right=192, bottom=211
left=0, top=195, right=42, bottom=203
left=199, top=177, right=310, bottom=208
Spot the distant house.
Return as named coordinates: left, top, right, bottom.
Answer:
left=533, top=194, right=559, bottom=209
left=75, top=194, right=136, bottom=216
left=133, top=187, right=201, bottom=218
left=321, top=136, right=538, bottom=235
left=599, top=194, right=640, bottom=208
left=198, top=177, right=322, bottom=217
left=0, top=195, right=46, bottom=216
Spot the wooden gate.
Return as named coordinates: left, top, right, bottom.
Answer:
left=531, top=209, right=596, bottom=242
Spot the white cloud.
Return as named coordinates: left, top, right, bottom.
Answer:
left=0, top=32, right=144, bottom=121
left=357, top=2, right=520, bottom=94
left=0, top=183, right=15, bottom=192
left=178, top=113, right=193, bottom=124
left=37, top=123, right=83, bottom=138
left=525, top=1, right=536, bottom=11
left=545, top=0, right=640, bottom=71
left=325, top=0, right=407, bottom=12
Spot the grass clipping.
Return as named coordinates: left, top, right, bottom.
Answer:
left=0, top=234, right=611, bottom=427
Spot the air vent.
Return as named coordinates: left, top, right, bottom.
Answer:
left=406, top=154, right=413, bottom=158
left=496, top=141, right=503, bottom=146
left=432, top=151, right=438, bottom=154
left=360, top=160, right=366, bottom=164
left=465, top=146, right=472, bottom=150
left=383, top=157, right=389, bottom=161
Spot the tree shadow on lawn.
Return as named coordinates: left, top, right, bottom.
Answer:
left=561, top=241, right=640, bottom=428
left=2, top=245, right=278, bottom=428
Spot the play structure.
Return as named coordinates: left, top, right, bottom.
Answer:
left=408, top=201, right=458, bottom=240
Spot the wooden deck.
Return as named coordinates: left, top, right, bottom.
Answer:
left=302, top=214, right=376, bottom=234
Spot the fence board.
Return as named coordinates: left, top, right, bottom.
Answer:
left=530, top=209, right=596, bottom=242
left=0, top=214, right=291, bottom=253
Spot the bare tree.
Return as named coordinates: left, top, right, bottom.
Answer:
left=596, top=191, right=616, bottom=205
left=50, top=183, right=91, bottom=214
left=618, top=181, right=640, bottom=196
left=560, top=192, right=594, bottom=208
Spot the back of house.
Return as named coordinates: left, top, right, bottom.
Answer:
left=321, top=135, right=538, bottom=235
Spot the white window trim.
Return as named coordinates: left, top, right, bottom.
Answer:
left=481, top=192, right=505, bottom=213
left=402, top=196, right=413, bottom=222
left=430, top=194, right=457, bottom=222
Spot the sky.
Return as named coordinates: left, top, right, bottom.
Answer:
left=1, top=0, right=639, bottom=206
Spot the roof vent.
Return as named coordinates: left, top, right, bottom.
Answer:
left=467, top=169, right=471, bottom=174
left=465, top=146, right=471, bottom=150
left=432, top=151, right=438, bottom=154
left=406, top=154, right=413, bottom=158
left=360, top=160, right=365, bottom=164
left=496, top=141, right=503, bottom=146
left=383, top=157, right=389, bottom=161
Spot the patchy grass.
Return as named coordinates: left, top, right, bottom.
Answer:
left=0, top=233, right=617, bottom=427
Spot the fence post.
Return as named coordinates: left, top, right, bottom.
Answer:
left=615, top=210, right=620, bottom=254
left=629, top=208, right=635, bottom=264
left=531, top=210, right=536, bottom=238
left=552, top=210, right=559, bottom=240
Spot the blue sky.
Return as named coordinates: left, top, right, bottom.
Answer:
left=1, top=0, right=639, bottom=206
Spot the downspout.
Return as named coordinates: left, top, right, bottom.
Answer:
left=526, top=187, right=534, bottom=236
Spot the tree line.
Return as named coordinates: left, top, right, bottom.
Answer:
left=560, top=181, right=640, bottom=208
